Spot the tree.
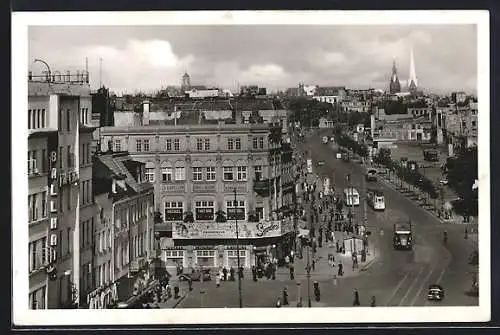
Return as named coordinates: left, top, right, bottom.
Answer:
left=446, top=147, right=478, bottom=215
left=374, top=148, right=391, bottom=166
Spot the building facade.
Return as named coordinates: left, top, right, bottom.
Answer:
left=90, top=152, right=155, bottom=308
left=28, top=71, right=95, bottom=309
left=99, top=122, right=296, bottom=270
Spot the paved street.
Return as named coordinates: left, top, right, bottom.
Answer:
left=299, top=130, right=478, bottom=307
left=171, top=131, right=478, bottom=309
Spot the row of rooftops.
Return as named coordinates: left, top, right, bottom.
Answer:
left=100, top=122, right=276, bottom=134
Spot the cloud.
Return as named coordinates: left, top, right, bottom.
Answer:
left=28, top=25, right=477, bottom=94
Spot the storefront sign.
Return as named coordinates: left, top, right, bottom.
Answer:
left=173, top=220, right=285, bottom=239
left=164, top=208, right=183, bottom=221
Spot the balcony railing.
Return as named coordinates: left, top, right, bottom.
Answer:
left=160, top=182, right=186, bottom=193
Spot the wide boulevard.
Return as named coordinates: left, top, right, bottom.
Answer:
left=298, top=130, right=479, bottom=307
left=176, top=130, right=478, bottom=308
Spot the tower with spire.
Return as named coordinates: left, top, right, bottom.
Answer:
left=389, top=58, right=401, bottom=94
left=408, top=46, right=418, bottom=93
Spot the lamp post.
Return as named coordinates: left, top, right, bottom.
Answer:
left=33, top=58, right=52, bottom=82
left=234, top=188, right=243, bottom=308
left=306, top=187, right=312, bottom=308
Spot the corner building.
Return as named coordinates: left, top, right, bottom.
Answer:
left=99, top=122, right=296, bottom=270
left=28, top=73, right=95, bottom=309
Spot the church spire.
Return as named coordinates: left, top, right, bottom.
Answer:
left=389, top=58, right=401, bottom=94
left=408, top=46, right=418, bottom=92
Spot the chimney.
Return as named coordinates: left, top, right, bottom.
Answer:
left=76, top=70, right=80, bottom=82
left=28, top=71, right=33, bottom=81
left=66, top=71, right=71, bottom=82
left=142, top=100, right=150, bottom=126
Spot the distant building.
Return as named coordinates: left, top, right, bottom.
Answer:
left=186, top=88, right=220, bottom=99
left=451, top=91, right=467, bottom=104
left=313, top=86, right=346, bottom=104
left=181, top=72, right=191, bottom=91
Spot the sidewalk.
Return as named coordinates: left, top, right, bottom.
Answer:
left=380, top=170, right=478, bottom=226
left=155, top=277, right=191, bottom=309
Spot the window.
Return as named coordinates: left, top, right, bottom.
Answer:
left=174, top=139, right=180, bottom=151
left=29, top=238, right=47, bottom=272
left=41, top=191, right=47, bottom=218
left=37, top=109, right=42, bottom=128
left=204, top=138, right=210, bottom=150
left=86, top=143, right=90, bottom=163
left=254, top=165, right=263, bottom=181
left=166, top=139, right=172, bottom=151
left=227, top=200, right=245, bottom=220
left=253, top=137, right=258, bottom=149
left=196, top=250, right=215, bottom=257
left=67, top=186, right=71, bottom=210
left=143, top=139, right=150, bottom=151
left=196, top=138, right=203, bottom=151
left=28, top=109, right=32, bottom=129
left=472, top=120, right=477, bottom=128
left=67, top=228, right=72, bottom=256
left=41, top=149, right=47, bottom=173
left=195, top=201, right=215, bottom=220
left=259, top=137, right=264, bottom=149
left=235, top=138, right=241, bottom=150
left=136, top=139, right=142, bottom=152
left=145, top=168, right=155, bottom=182
left=67, top=145, right=72, bottom=168
left=59, top=146, right=63, bottom=169
left=30, top=193, right=38, bottom=222
left=28, top=150, right=37, bottom=175
left=223, top=166, right=233, bottom=181
left=227, top=138, right=234, bottom=150
left=59, top=187, right=64, bottom=212
left=206, top=167, right=216, bottom=181
left=175, top=167, right=185, bottom=181
left=162, top=167, right=173, bottom=182
left=192, top=167, right=202, bottom=181
left=236, top=166, right=247, bottom=181
left=165, top=250, right=184, bottom=258
left=66, top=109, right=71, bottom=131
left=114, top=139, right=121, bottom=152
left=164, top=201, right=183, bottom=221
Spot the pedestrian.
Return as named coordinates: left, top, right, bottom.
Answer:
left=216, top=273, right=221, bottom=287
left=371, top=295, right=376, bottom=307
left=222, top=267, right=228, bottom=281
left=297, top=296, right=303, bottom=307
left=252, top=265, right=258, bottom=282
left=338, top=263, right=344, bottom=276
left=239, top=266, right=244, bottom=279
left=312, top=259, right=316, bottom=271
left=336, top=241, right=339, bottom=253
left=283, top=287, right=289, bottom=305
left=353, top=289, right=360, bottom=306
left=333, top=274, right=337, bottom=286
left=230, top=266, right=235, bottom=281
left=285, top=255, right=290, bottom=267
left=174, top=285, right=180, bottom=299
left=275, top=298, right=282, bottom=308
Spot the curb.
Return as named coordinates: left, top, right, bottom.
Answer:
left=379, top=176, right=447, bottom=224
left=359, top=253, right=378, bottom=272
left=171, top=292, right=188, bottom=309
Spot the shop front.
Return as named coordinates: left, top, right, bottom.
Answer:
left=170, top=219, right=293, bottom=269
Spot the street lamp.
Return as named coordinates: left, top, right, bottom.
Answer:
left=33, top=59, right=52, bottom=82
left=234, top=188, right=243, bottom=308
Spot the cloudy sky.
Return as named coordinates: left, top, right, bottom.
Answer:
left=28, top=25, right=477, bottom=94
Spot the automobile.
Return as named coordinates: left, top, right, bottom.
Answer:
left=179, top=268, right=211, bottom=282
left=439, top=179, right=449, bottom=185
left=427, top=284, right=444, bottom=301
left=316, top=160, right=325, bottom=166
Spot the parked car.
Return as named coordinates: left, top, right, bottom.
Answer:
left=316, top=160, right=325, bottom=166
left=179, top=268, right=211, bottom=281
left=427, top=284, right=444, bottom=301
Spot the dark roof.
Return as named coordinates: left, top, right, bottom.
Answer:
left=93, top=152, right=153, bottom=200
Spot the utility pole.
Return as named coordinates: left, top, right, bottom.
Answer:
left=99, top=57, right=103, bottom=88
left=234, top=188, right=243, bottom=308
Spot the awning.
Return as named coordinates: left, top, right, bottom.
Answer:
left=297, top=229, right=310, bottom=237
